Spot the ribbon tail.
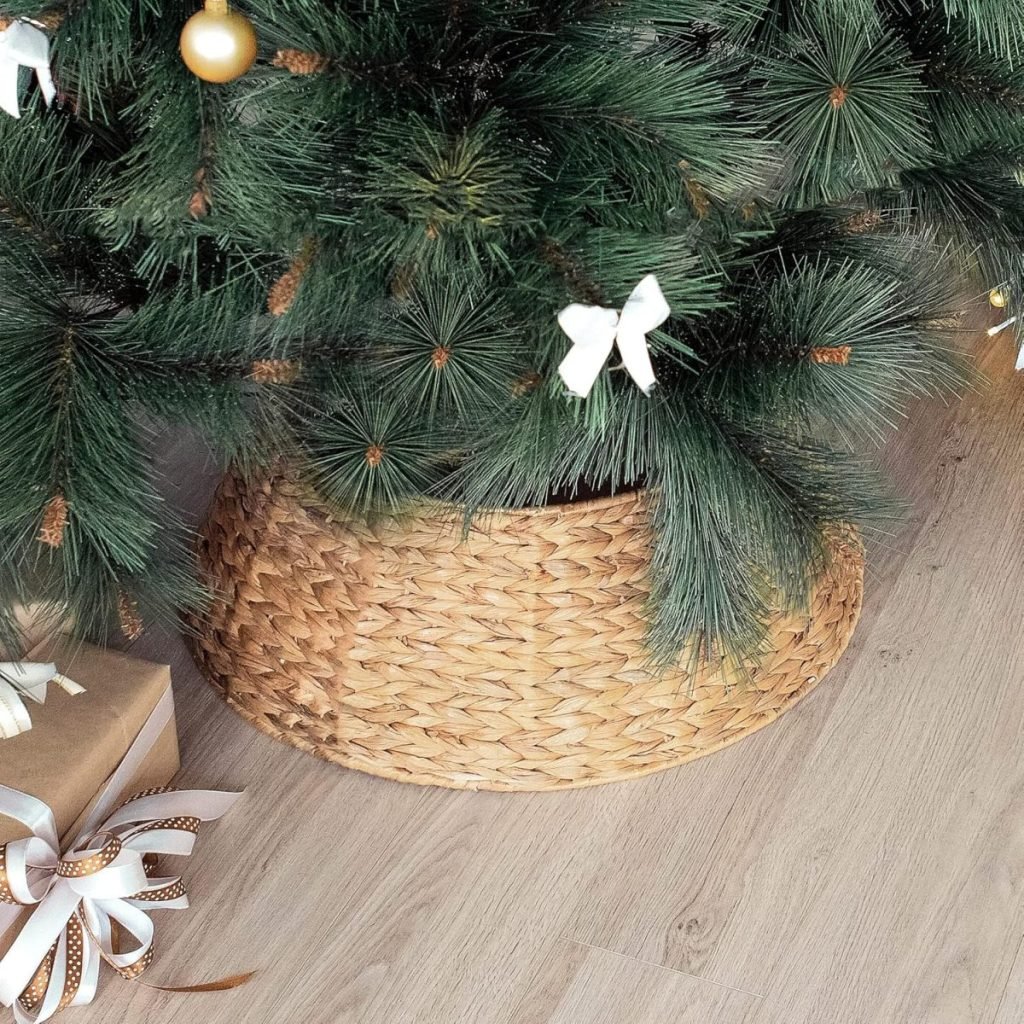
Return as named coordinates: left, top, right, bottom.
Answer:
left=33, top=61, right=55, bottom=106
left=557, top=335, right=616, bottom=399
left=0, top=679, right=34, bottom=738
left=140, top=971, right=257, bottom=994
left=0, top=58, right=21, bottom=118
left=615, top=327, right=657, bottom=395
left=0, top=882, right=80, bottom=1008
left=75, top=902, right=107, bottom=1006
left=52, top=673, right=84, bottom=696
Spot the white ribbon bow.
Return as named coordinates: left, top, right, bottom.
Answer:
left=0, top=689, right=241, bottom=1022
left=0, top=21, right=56, bottom=120
left=557, top=274, right=670, bottom=399
left=0, top=666, right=83, bottom=741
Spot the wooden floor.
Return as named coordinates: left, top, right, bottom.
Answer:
left=73, top=317, right=1024, bottom=1023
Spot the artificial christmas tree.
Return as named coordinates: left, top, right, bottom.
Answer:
left=0, top=2, right=1016, bottom=686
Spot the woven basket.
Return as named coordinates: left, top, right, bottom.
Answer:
left=191, top=469, right=864, bottom=792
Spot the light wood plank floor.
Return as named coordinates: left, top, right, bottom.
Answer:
left=71, top=316, right=1024, bottom=1023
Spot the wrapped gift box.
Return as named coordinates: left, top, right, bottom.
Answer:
left=0, top=637, right=179, bottom=957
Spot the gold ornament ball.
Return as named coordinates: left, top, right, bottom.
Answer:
left=180, top=2, right=258, bottom=84
left=989, top=287, right=1009, bottom=309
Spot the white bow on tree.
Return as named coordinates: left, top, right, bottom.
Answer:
left=556, top=274, right=671, bottom=399
left=0, top=20, right=56, bottom=120
left=0, top=664, right=83, bottom=740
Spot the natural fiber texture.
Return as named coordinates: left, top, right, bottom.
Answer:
left=191, top=469, right=864, bottom=792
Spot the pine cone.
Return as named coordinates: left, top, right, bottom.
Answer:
left=117, top=592, right=144, bottom=641
left=846, top=210, right=883, bottom=234
left=809, top=345, right=852, bottom=366
left=250, top=359, right=300, bottom=383
left=685, top=179, right=711, bottom=219
left=273, top=49, right=330, bottom=75
left=268, top=239, right=316, bottom=316
left=189, top=167, right=210, bottom=220
left=511, top=371, right=542, bottom=396
left=37, top=493, right=69, bottom=548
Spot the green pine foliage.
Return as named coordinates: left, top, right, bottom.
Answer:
left=0, top=0, right=1016, bottom=666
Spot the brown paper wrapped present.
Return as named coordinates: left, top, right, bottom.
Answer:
left=0, top=641, right=245, bottom=1022
left=0, top=637, right=179, bottom=845
left=0, top=638, right=179, bottom=962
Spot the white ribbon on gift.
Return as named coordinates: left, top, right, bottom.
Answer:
left=0, top=21, right=56, bottom=120
left=0, top=686, right=241, bottom=1023
left=0, top=666, right=83, bottom=741
left=557, top=274, right=671, bottom=399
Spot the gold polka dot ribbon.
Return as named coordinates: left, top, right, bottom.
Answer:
left=56, top=836, right=122, bottom=880
left=0, top=759, right=244, bottom=1023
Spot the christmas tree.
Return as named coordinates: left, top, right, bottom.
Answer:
left=0, top=0, right=1014, bottom=664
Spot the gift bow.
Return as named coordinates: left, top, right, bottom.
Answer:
left=0, top=666, right=83, bottom=741
left=557, top=274, right=670, bottom=399
left=0, top=689, right=243, bottom=1022
left=0, top=21, right=56, bottom=120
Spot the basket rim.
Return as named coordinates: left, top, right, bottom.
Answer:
left=270, top=464, right=649, bottom=525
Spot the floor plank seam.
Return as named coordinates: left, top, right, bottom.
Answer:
left=558, top=936, right=765, bottom=1000
left=991, top=932, right=1024, bottom=1024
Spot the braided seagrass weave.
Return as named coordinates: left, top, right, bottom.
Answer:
left=191, top=469, right=864, bottom=792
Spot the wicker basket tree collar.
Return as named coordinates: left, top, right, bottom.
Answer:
left=192, top=469, right=863, bottom=792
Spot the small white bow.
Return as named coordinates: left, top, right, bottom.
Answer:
left=0, top=21, right=56, bottom=120
left=557, top=274, right=670, bottom=399
left=0, top=664, right=83, bottom=740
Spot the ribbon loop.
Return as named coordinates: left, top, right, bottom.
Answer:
left=0, top=667, right=83, bottom=741
left=56, top=836, right=122, bottom=880
left=557, top=274, right=670, bottom=398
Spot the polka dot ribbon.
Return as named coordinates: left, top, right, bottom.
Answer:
left=0, top=688, right=243, bottom=1023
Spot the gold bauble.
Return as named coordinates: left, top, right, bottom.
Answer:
left=180, top=0, right=257, bottom=84
left=989, top=287, right=1009, bottom=309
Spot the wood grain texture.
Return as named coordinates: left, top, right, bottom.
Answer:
left=55, top=316, right=1024, bottom=1023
